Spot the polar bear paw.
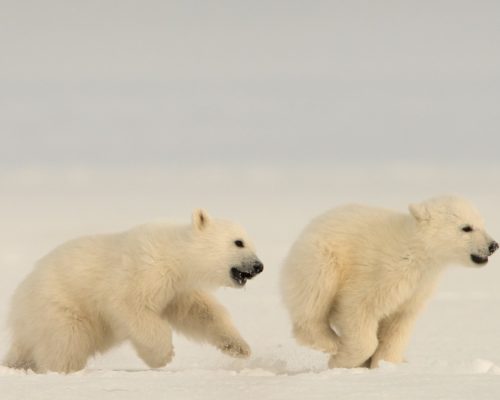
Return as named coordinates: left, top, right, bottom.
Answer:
left=217, top=337, right=251, bottom=358
left=293, top=323, right=338, bottom=355
left=138, top=346, right=175, bottom=369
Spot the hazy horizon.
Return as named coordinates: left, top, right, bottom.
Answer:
left=1, top=1, right=499, bottom=169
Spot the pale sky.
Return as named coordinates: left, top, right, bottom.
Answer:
left=1, top=0, right=499, bottom=167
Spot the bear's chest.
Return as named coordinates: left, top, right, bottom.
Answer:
left=372, top=276, right=419, bottom=317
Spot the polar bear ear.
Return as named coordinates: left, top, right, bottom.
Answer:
left=192, top=209, right=212, bottom=231
left=409, top=203, right=431, bottom=222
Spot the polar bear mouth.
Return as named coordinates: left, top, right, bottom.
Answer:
left=230, top=267, right=259, bottom=286
left=471, top=254, right=488, bottom=265
left=230, top=268, right=254, bottom=286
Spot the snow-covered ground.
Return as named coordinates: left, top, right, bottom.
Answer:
left=1, top=166, right=500, bottom=399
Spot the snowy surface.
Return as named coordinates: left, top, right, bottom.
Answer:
left=1, top=166, right=500, bottom=399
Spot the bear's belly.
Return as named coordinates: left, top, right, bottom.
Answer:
left=335, top=271, right=421, bottom=322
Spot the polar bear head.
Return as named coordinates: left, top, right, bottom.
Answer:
left=188, top=209, right=264, bottom=288
left=409, top=196, right=498, bottom=267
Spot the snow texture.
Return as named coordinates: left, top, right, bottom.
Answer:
left=1, top=166, right=500, bottom=399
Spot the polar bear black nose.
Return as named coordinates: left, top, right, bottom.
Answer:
left=489, top=241, right=499, bottom=255
left=253, top=261, right=264, bottom=274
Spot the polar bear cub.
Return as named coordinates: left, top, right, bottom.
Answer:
left=281, top=196, right=498, bottom=368
left=5, top=210, right=264, bottom=373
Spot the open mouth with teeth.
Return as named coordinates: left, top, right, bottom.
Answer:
left=471, top=254, right=489, bottom=265
left=230, top=267, right=258, bottom=286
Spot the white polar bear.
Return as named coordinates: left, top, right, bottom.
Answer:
left=4, top=209, right=264, bottom=373
left=281, top=196, right=498, bottom=369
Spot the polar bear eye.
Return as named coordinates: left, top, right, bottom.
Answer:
left=234, top=240, right=245, bottom=248
left=462, top=225, right=473, bottom=233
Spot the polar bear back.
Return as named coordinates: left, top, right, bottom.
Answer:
left=288, top=205, right=418, bottom=272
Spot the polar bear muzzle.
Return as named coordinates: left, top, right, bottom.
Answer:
left=230, top=260, right=264, bottom=286
left=471, top=241, right=499, bottom=265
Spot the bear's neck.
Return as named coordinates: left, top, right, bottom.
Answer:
left=149, top=225, right=214, bottom=289
left=406, top=217, right=452, bottom=269
left=130, top=223, right=197, bottom=281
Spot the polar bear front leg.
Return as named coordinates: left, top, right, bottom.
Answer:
left=369, top=310, right=417, bottom=368
left=121, top=308, right=174, bottom=368
left=328, top=312, right=379, bottom=369
left=165, top=291, right=251, bottom=358
left=370, top=282, right=436, bottom=368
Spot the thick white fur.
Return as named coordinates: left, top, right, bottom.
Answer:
left=4, top=210, right=261, bottom=373
left=281, top=196, right=496, bottom=368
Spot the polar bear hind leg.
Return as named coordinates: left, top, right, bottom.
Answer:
left=30, top=307, right=96, bottom=373
left=283, top=248, right=340, bottom=354
left=4, top=340, right=36, bottom=371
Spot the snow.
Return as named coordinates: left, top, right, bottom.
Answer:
left=1, top=166, right=500, bottom=399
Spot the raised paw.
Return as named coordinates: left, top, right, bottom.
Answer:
left=217, top=337, right=251, bottom=358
